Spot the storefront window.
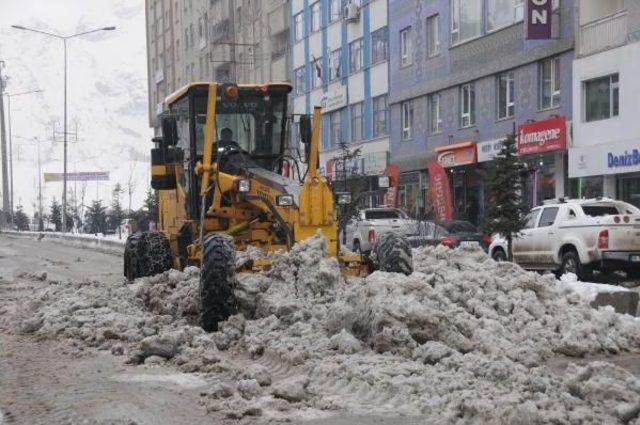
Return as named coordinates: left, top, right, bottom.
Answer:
left=570, top=176, right=603, bottom=199
left=522, top=154, right=556, bottom=207
left=620, top=176, right=640, bottom=209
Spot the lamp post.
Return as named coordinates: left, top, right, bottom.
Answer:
left=11, top=24, right=116, bottom=231
left=4, top=89, right=43, bottom=224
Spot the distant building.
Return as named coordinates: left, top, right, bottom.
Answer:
left=388, top=0, right=574, bottom=222
left=145, top=0, right=290, bottom=131
left=569, top=0, right=640, bottom=208
left=290, top=0, right=391, bottom=207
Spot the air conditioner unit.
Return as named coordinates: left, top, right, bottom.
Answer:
left=343, top=3, right=360, bottom=23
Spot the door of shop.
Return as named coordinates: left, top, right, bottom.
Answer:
left=620, top=175, right=640, bottom=209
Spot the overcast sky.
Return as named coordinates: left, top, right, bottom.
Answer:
left=0, top=0, right=151, bottom=216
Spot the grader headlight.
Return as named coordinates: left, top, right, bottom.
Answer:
left=276, top=194, right=294, bottom=207
left=237, top=179, right=251, bottom=193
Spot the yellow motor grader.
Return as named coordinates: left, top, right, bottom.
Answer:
left=124, top=82, right=412, bottom=331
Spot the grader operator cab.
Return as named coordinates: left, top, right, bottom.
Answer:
left=124, top=82, right=413, bottom=331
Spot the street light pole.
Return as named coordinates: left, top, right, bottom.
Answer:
left=4, top=89, right=43, bottom=225
left=11, top=24, right=116, bottom=232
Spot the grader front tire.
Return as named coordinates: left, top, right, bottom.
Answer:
left=373, top=232, right=413, bottom=275
left=200, top=234, right=238, bottom=332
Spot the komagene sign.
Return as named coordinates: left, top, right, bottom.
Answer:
left=517, top=117, right=567, bottom=155
left=527, top=0, right=553, bottom=40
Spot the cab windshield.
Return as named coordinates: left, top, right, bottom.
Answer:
left=193, top=88, right=288, bottom=162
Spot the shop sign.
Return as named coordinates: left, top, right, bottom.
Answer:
left=477, top=139, right=506, bottom=162
left=569, top=139, right=640, bottom=178
left=527, top=0, right=552, bottom=40
left=383, top=164, right=399, bottom=206
left=362, top=151, right=389, bottom=175
left=320, top=84, right=347, bottom=112
left=517, top=117, right=567, bottom=155
left=435, top=141, right=477, bottom=168
left=427, top=161, right=453, bottom=221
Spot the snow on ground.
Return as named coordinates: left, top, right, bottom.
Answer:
left=2, top=237, right=640, bottom=423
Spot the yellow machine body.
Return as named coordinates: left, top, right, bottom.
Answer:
left=150, top=82, right=360, bottom=273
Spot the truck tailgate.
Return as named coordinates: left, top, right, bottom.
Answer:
left=609, top=222, right=640, bottom=251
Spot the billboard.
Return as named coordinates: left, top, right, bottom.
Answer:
left=44, top=172, right=110, bottom=183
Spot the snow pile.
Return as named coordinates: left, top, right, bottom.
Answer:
left=203, top=240, right=640, bottom=421
left=3, top=236, right=640, bottom=422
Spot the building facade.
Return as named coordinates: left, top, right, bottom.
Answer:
left=290, top=0, right=390, bottom=207
left=569, top=0, right=640, bottom=208
left=145, top=0, right=290, bottom=130
left=388, top=0, right=575, bottom=223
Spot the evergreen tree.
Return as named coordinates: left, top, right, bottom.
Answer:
left=483, top=132, right=529, bottom=261
left=14, top=205, right=30, bottom=231
left=50, top=198, right=62, bottom=232
left=143, top=188, right=158, bottom=223
left=107, top=184, right=125, bottom=232
left=86, top=200, right=108, bottom=234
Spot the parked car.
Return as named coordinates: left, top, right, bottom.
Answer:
left=489, top=198, right=640, bottom=280
left=411, top=220, right=492, bottom=252
left=344, top=207, right=419, bottom=253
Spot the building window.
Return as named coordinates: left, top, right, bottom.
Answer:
left=429, top=94, right=442, bottom=134
left=539, top=57, right=560, bottom=109
left=371, top=27, right=388, bottom=65
left=460, top=83, right=475, bottom=127
left=176, top=40, right=180, bottom=61
left=189, top=24, right=194, bottom=47
left=487, top=0, right=524, bottom=31
left=329, top=48, right=341, bottom=80
left=401, top=101, right=414, bottom=140
left=184, top=28, right=189, bottom=49
left=451, top=0, right=482, bottom=45
left=497, top=72, right=515, bottom=119
left=294, top=66, right=305, bottom=95
left=584, top=74, right=619, bottom=122
left=351, top=102, right=364, bottom=142
left=349, top=38, right=363, bottom=73
left=311, top=56, right=323, bottom=89
left=373, top=94, right=389, bottom=137
left=329, top=0, right=341, bottom=23
left=400, top=27, right=412, bottom=67
left=329, top=109, right=342, bottom=146
left=311, top=2, right=321, bottom=32
left=427, top=15, right=440, bottom=58
left=294, top=12, right=304, bottom=41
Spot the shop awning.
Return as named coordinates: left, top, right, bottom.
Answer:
left=435, top=141, right=477, bottom=167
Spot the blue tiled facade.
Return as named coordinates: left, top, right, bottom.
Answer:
left=388, top=0, right=575, bottom=217
left=290, top=0, right=391, bottom=206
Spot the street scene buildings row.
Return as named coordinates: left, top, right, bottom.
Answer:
left=145, top=0, right=640, bottom=224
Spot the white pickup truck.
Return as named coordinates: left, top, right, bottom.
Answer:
left=344, top=207, right=419, bottom=253
left=489, top=198, right=640, bottom=280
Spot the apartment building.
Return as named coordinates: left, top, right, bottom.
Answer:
left=145, top=0, right=290, bottom=130
left=569, top=0, right=640, bottom=208
left=290, top=0, right=390, bottom=207
left=388, top=0, right=574, bottom=223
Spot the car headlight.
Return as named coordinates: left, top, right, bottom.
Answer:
left=276, top=194, right=294, bottom=207
left=237, top=179, right=251, bottom=193
left=336, top=192, right=352, bottom=205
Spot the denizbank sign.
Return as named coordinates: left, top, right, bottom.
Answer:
left=608, top=150, right=640, bottom=169
left=569, top=140, right=640, bottom=178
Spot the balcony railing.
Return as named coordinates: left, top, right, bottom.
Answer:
left=580, top=11, right=628, bottom=57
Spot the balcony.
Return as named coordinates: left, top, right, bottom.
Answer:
left=579, top=11, right=628, bottom=57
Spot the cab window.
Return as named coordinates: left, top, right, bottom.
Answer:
left=524, top=209, right=541, bottom=229
left=567, top=208, right=577, bottom=220
left=538, top=207, right=559, bottom=227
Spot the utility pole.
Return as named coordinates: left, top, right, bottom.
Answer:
left=12, top=24, right=116, bottom=232
left=0, top=61, right=10, bottom=220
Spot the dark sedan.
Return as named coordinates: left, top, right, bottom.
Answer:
left=409, top=220, right=491, bottom=252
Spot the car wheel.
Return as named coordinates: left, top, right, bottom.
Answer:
left=559, top=250, right=593, bottom=281
left=492, top=248, right=507, bottom=262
